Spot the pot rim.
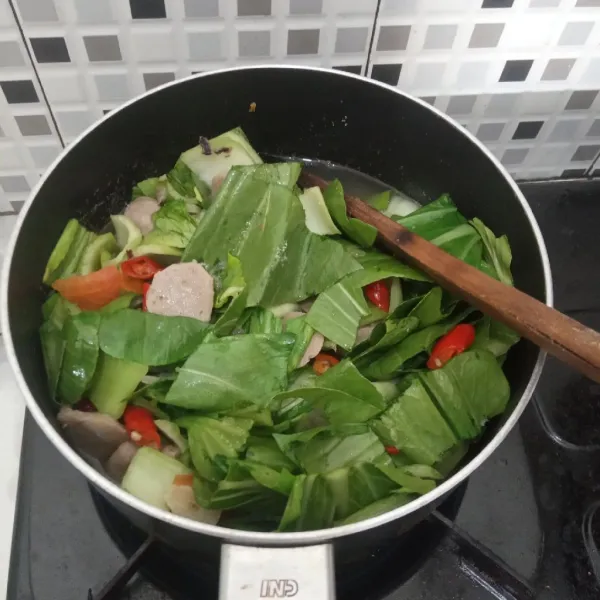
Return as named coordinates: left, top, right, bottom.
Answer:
left=1, top=64, right=552, bottom=546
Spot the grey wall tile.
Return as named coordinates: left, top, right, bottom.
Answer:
left=413, top=63, right=445, bottom=88
left=446, top=95, right=477, bottom=115
left=335, top=27, right=369, bottom=53
left=587, top=119, right=600, bottom=137
left=15, top=115, right=52, bottom=136
left=188, top=32, right=223, bottom=61
left=0, top=176, right=30, bottom=193
left=287, top=29, right=320, bottom=55
left=576, top=0, right=600, bottom=6
left=571, top=144, right=600, bottom=161
left=565, top=90, right=598, bottom=110
left=184, top=0, right=219, bottom=17
left=56, top=110, right=94, bottom=137
left=469, top=23, right=504, bottom=49
left=377, top=26, right=411, bottom=51
left=143, top=72, right=175, bottom=90
left=290, top=0, right=322, bottom=14
left=74, top=0, right=114, bottom=23
left=548, top=120, right=581, bottom=142
left=239, top=31, right=270, bottom=57
left=558, top=22, right=594, bottom=46
left=238, top=0, right=271, bottom=17
left=84, top=35, right=122, bottom=62
left=0, top=41, right=26, bottom=67
left=502, top=148, right=529, bottom=165
left=485, top=94, right=518, bottom=117
left=541, top=58, right=575, bottom=81
left=477, top=122, right=505, bottom=142
left=94, top=74, right=130, bottom=102
left=530, top=0, right=560, bottom=5
left=423, top=25, right=457, bottom=51
left=16, top=0, right=58, bottom=22
left=29, top=145, right=60, bottom=168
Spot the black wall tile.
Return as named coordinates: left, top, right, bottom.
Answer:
left=130, top=0, right=166, bottom=19
left=371, top=64, right=402, bottom=86
left=30, top=37, right=70, bottom=63
left=499, top=59, right=533, bottom=82
left=0, top=80, right=38, bottom=103
left=513, top=120, right=544, bottom=139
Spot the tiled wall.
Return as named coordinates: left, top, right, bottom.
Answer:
left=1, top=0, right=600, bottom=224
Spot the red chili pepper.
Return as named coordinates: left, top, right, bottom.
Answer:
left=121, top=256, right=164, bottom=280
left=385, top=446, right=400, bottom=455
left=312, top=353, right=340, bottom=376
left=123, top=406, right=161, bottom=448
left=142, top=282, right=151, bottom=311
left=364, top=280, right=390, bottom=312
left=427, top=323, right=476, bottom=370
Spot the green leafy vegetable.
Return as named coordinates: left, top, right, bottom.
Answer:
left=294, top=429, right=386, bottom=474
left=286, top=315, right=316, bottom=371
left=278, top=474, right=335, bottom=531
left=419, top=350, right=510, bottom=438
left=323, top=180, right=377, bottom=247
left=273, top=360, right=386, bottom=425
left=371, top=378, right=458, bottom=465
left=395, top=194, right=482, bottom=267
left=40, top=321, right=65, bottom=398
left=57, top=312, right=101, bottom=404
left=183, top=165, right=360, bottom=307
left=338, top=491, right=412, bottom=525
left=179, top=127, right=263, bottom=192
left=164, top=333, right=294, bottom=411
left=43, top=219, right=81, bottom=284
left=470, top=217, right=513, bottom=285
left=99, top=309, right=210, bottom=366
left=325, top=463, right=398, bottom=521
left=214, top=254, right=245, bottom=308
left=299, top=186, right=341, bottom=235
left=213, top=288, right=248, bottom=337
left=472, top=316, right=520, bottom=358
left=361, top=308, right=473, bottom=380
left=246, top=437, right=297, bottom=472
left=367, top=190, right=391, bottom=211
left=306, top=279, right=369, bottom=350
left=188, top=416, right=252, bottom=482
left=151, top=200, right=198, bottom=249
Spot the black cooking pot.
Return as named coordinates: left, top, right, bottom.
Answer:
left=1, top=66, right=551, bottom=598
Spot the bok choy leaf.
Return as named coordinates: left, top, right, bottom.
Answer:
left=99, top=309, right=210, bottom=366
left=183, top=165, right=360, bottom=307
left=163, top=333, right=295, bottom=411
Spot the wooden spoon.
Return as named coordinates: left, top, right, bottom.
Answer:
left=301, top=173, right=600, bottom=383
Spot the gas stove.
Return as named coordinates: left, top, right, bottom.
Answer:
left=6, top=178, right=600, bottom=600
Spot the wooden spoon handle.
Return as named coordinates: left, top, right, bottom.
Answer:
left=302, top=173, right=600, bottom=383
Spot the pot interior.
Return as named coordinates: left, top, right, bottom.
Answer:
left=5, top=66, right=549, bottom=528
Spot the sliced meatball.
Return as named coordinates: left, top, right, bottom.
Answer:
left=124, top=196, right=160, bottom=235
left=299, top=333, right=325, bottom=367
left=146, top=262, right=214, bottom=321
left=58, top=407, right=128, bottom=462
left=104, top=441, right=138, bottom=482
left=165, top=481, right=221, bottom=524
